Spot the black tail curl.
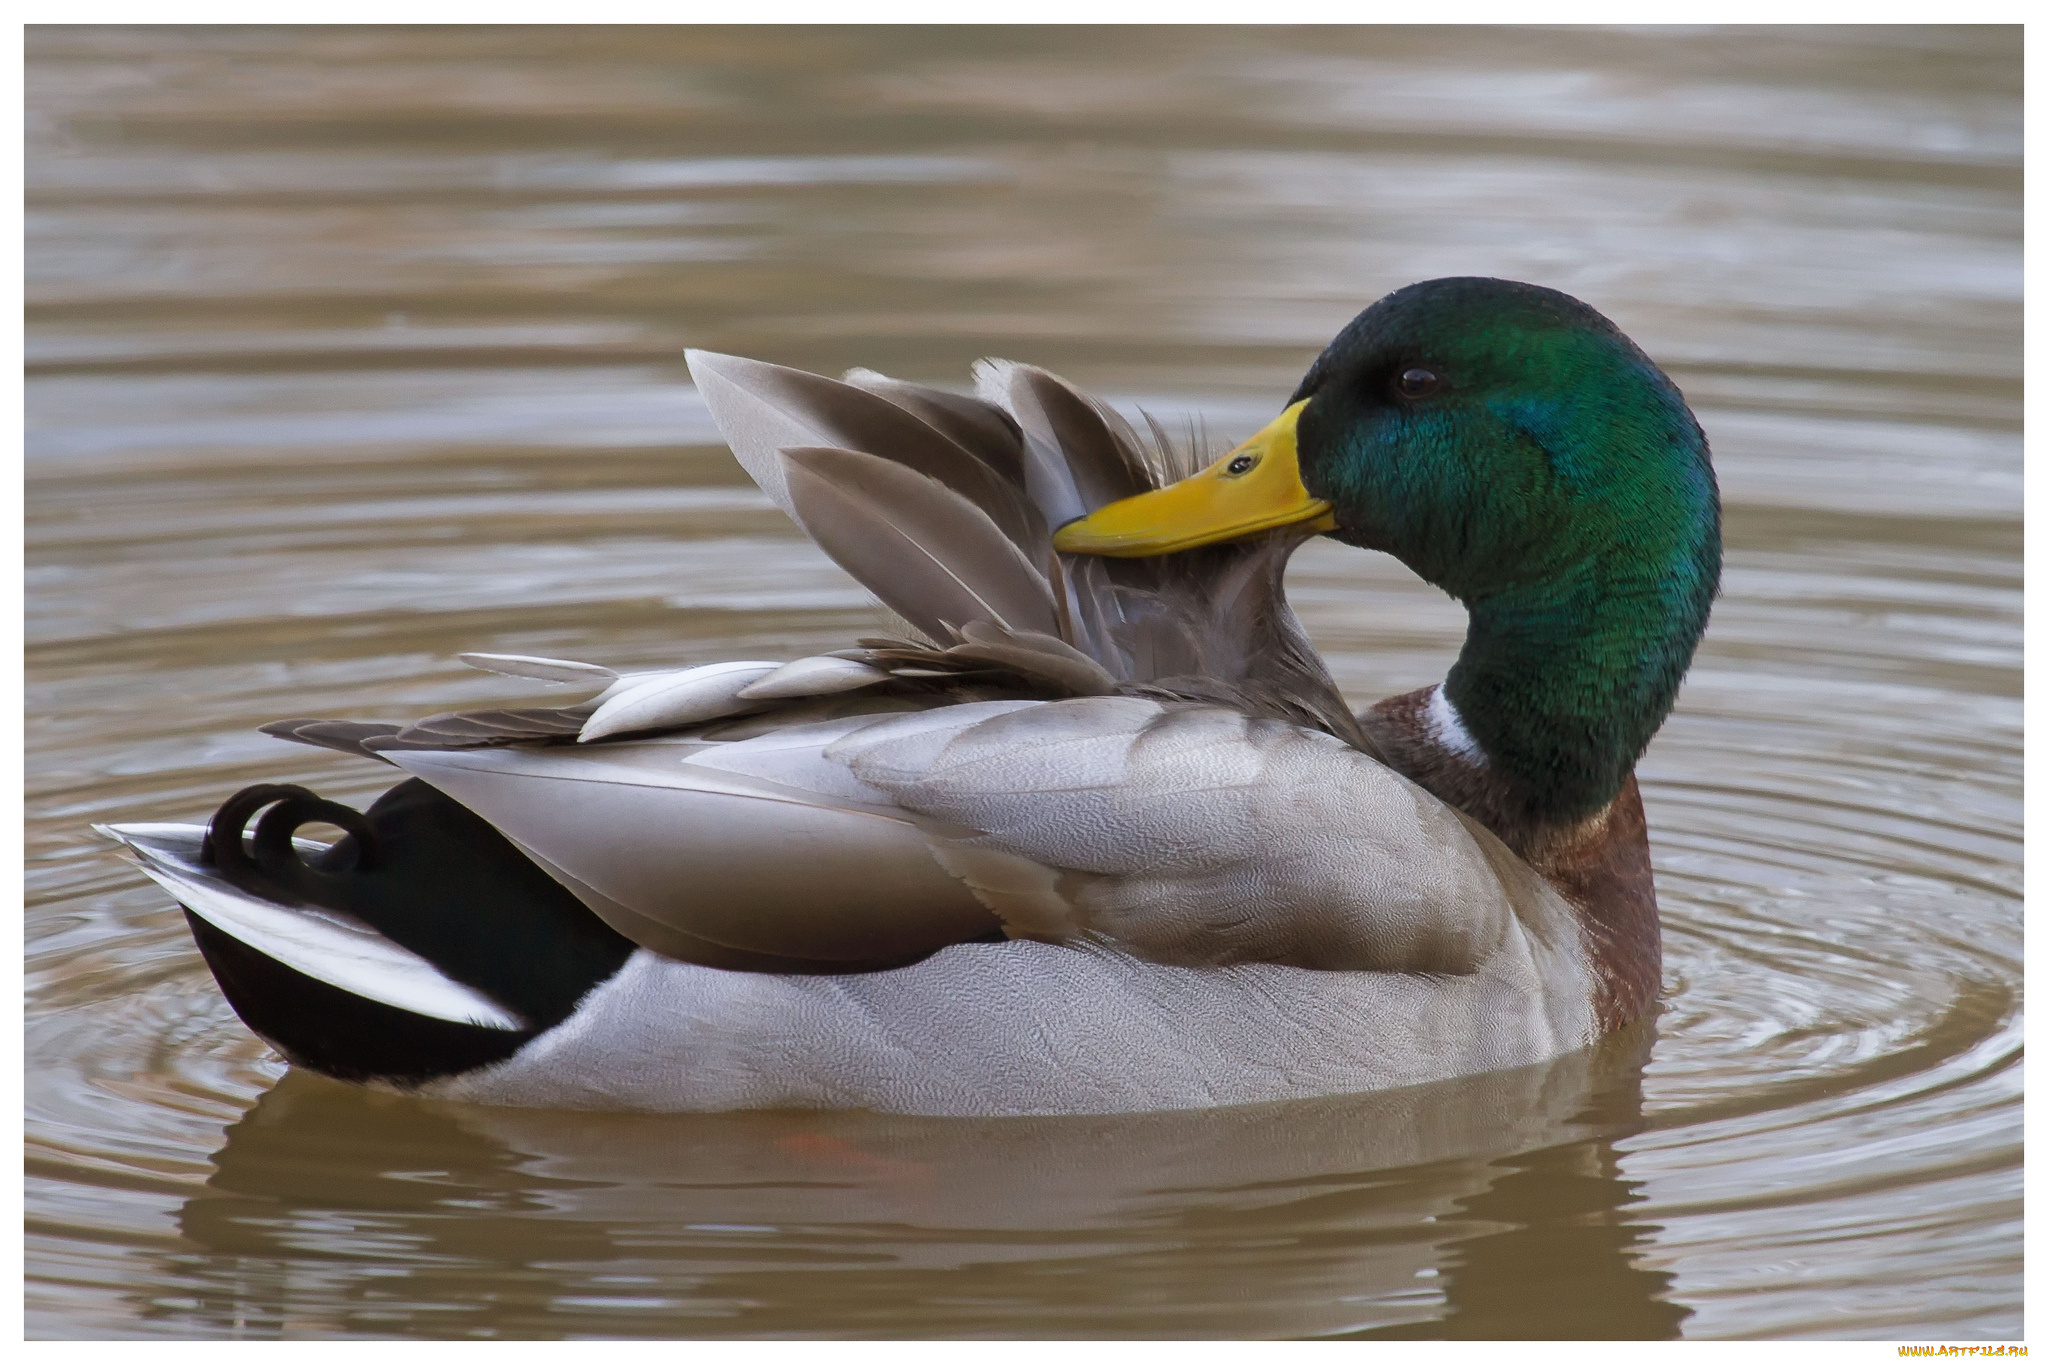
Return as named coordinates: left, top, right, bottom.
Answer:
left=198, top=778, right=636, bottom=1040
left=206, top=783, right=378, bottom=905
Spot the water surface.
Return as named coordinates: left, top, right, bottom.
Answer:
left=25, top=25, right=2020, bottom=1339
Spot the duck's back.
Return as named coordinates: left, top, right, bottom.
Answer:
left=384, top=691, right=1567, bottom=974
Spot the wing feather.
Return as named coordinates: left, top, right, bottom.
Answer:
left=399, top=706, right=596, bottom=745
left=985, top=360, right=1151, bottom=520
left=385, top=732, right=1001, bottom=963
left=259, top=719, right=406, bottom=763
left=694, top=349, right=1358, bottom=727
left=840, top=367, right=1028, bottom=486
left=948, top=620, right=1118, bottom=696
left=782, top=446, right=1061, bottom=642
left=834, top=696, right=1537, bottom=973
left=688, top=350, right=1044, bottom=554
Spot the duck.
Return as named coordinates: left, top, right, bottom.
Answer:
left=103, top=277, right=1720, bottom=1118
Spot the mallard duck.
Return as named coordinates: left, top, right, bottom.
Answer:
left=104, top=277, right=1719, bottom=1117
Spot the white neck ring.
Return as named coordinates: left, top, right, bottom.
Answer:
left=1426, top=685, right=1487, bottom=767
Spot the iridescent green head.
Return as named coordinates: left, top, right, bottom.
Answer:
left=1289, top=278, right=1715, bottom=599
left=1290, top=277, right=1720, bottom=819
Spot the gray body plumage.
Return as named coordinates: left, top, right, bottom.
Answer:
left=106, top=350, right=1601, bottom=1115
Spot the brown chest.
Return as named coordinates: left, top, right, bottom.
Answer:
left=1360, top=686, right=1661, bottom=1029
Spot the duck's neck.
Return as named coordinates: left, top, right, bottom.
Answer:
left=1359, top=553, right=1713, bottom=1030
left=1444, top=555, right=1712, bottom=827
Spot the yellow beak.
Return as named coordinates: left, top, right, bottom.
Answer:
left=1051, top=401, right=1336, bottom=557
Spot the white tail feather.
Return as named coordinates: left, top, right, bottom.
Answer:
left=100, top=823, right=524, bottom=1031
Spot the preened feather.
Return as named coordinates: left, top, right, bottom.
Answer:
left=260, top=358, right=1376, bottom=765
left=688, top=349, right=1364, bottom=744
left=272, top=354, right=1367, bottom=766
left=840, top=368, right=1029, bottom=487
left=948, top=620, right=1119, bottom=697
left=781, top=446, right=1063, bottom=644
left=690, top=351, right=1044, bottom=555
left=990, top=362, right=1152, bottom=518
left=976, top=361, right=1080, bottom=529
left=842, top=623, right=1117, bottom=699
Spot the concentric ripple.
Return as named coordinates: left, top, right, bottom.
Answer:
left=27, top=25, right=2018, bottom=1339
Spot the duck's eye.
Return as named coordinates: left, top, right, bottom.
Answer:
left=1225, top=453, right=1258, bottom=475
left=1394, top=367, right=1440, bottom=399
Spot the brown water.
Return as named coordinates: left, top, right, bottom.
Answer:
left=25, top=25, right=2021, bottom=1339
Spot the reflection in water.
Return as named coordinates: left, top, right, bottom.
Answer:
left=1357, top=1143, right=1687, bottom=1342
left=166, top=1029, right=1680, bottom=1339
